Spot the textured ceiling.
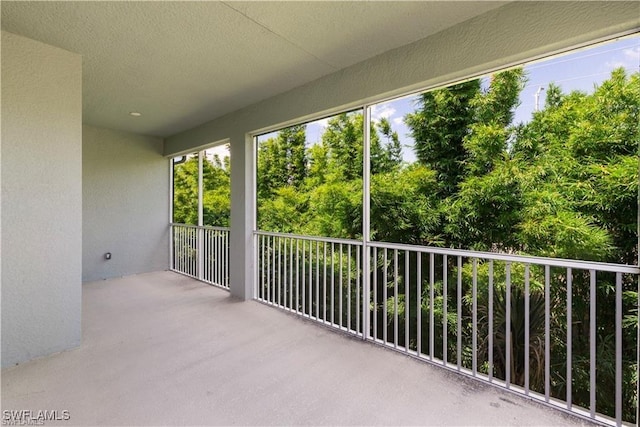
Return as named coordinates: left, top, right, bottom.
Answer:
left=1, top=1, right=507, bottom=137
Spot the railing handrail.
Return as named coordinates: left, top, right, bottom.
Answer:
left=252, top=230, right=638, bottom=274
left=367, top=240, right=639, bottom=274
left=254, top=230, right=364, bottom=246
left=171, top=223, right=230, bottom=232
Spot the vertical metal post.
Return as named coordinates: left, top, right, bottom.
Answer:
left=197, top=152, right=204, bottom=281
left=169, top=159, right=174, bottom=270
left=362, top=107, right=371, bottom=340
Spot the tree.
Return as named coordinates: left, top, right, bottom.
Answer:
left=405, top=80, right=480, bottom=197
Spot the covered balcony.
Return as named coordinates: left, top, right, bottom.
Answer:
left=2, top=2, right=639, bottom=426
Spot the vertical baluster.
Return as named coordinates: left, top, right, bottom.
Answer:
left=316, top=241, right=320, bottom=320
left=472, top=258, right=477, bottom=376
left=383, top=248, right=388, bottom=344
left=331, top=242, right=336, bottom=325
left=590, top=270, right=596, bottom=418
left=207, top=230, right=211, bottom=283
left=290, top=238, right=294, bottom=310
left=488, top=260, right=494, bottom=382
left=339, top=243, right=343, bottom=328
left=430, top=253, right=435, bottom=361
left=524, top=264, right=530, bottom=394
left=308, top=241, right=313, bottom=316
left=323, top=242, right=327, bottom=323
left=615, top=272, right=622, bottom=427
left=185, top=228, right=188, bottom=275
left=277, top=237, right=287, bottom=307
left=567, top=268, right=572, bottom=409
left=302, top=240, right=306, bottom=315
left=506, top=262, right=511, bottom=389
left=260, top=235, right=265, bottom=300
left=225, top=231, right=229, bottom=287
left=394, top=249, right=398, bottom=349
left=443, top=254, right=447, bottom=366
left=215, top=231, right=218, bottom=285
left=176, top=227, right=180, bottom=273
left=457, top=256, right=462, bottom=371
left=271, top=236, right=275, bottom=304
left=545, top=265, right=550, bottom=402
left=405, top=250, right=410, bottom=354
left=637, top=274, right=640, bottom=427
left=372, top=247, right=376, bottom=340
left=295, top=240, right=299, bottom=313
left=348, top=245, right=352, bottom=332
left=417, top=252, right=422, bottom=357
left=356, top=247, right=361, bottom=335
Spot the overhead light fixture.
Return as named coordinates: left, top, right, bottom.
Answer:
left=129, top=111, right=142, bottom=117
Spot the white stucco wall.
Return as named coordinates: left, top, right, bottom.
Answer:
left=1, top=31, right=82, bottom=367
left=82, top=125, right=168, bottom=282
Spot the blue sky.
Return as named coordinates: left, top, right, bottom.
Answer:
left=304, top=34, right=640, bottom=163
left=225, top=34, right=640, bottom=163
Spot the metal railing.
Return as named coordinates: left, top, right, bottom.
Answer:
left=255, top=231, right=639, bottom=427
left=255, top=231, right=366, bottom=336
left=170, top=223, right=230, bottom=290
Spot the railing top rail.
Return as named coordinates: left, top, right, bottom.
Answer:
left=368, top=240, right=639, bottom=274
left=171, top=223, right=230, bottom=232
left=254, top=230, right=363, bottom=246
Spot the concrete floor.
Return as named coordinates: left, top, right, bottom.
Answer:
left=2, top=271, right=591, bottom=426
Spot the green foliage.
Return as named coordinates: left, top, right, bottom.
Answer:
left=175, top=67, right=639, bottom=422
left=405, top=80, right=480, bottom=197
left=173, top=150, right=231, bottom=227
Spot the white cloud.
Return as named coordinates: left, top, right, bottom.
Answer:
left=370, top=103, right=397, bottom=122
left=393, top=117, right=404, bottom=125
left=623, top=46, right=640, bottom=61
left=605, top=46, right=640, bottom=70
left=605, top=60, right=627, bottom=69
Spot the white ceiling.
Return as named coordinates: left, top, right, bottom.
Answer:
left=1, top=1, right=508, bottom=137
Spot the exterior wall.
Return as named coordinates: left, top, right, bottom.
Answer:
left=82, top=125, right=168, bottom=282
left=164, top=2, right=640, bottom=300
left=1, top=31, right=82, bottom=367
